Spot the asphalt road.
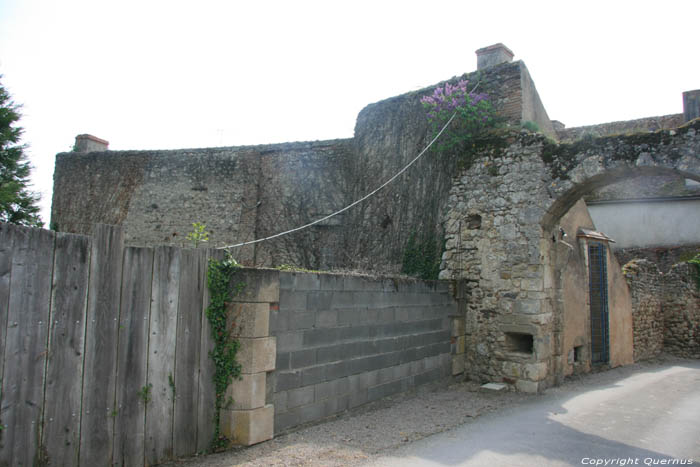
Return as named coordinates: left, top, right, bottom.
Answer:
left=369, top=360, right=700, bottom=466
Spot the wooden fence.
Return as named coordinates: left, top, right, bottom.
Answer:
left=0, top=223, right=222, bottom=466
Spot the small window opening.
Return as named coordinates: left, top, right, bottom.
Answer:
left=505, top=332, right=533, bottom=354
left=573, top=345, right=583, bottom=363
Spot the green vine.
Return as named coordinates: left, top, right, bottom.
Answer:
left=687, top=252, right=700, bottom=290
left=206, top=253, right=244, bottom=451
left=401, top=229, right=444, bottom=280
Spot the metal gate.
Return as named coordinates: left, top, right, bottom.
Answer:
left=588, top=242, right=609, bottom=364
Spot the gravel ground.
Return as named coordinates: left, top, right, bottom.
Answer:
left=159, top=355, right=690, bottom=467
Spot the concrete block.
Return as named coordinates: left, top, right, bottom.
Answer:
left=339, top=325, right=370, bottom=341
left=279, top=289, right=307, bottom=311
left=294, top=272, right=321, bottom=291
left=222, top=404, right=274, bottom=446
left=287, top=386, right=315, bottom=409
left=238, top=337, right=276, bottom=374
left=303, top=328, right=340, bottom=347
left=226, top=372, right=266, bottom=410
left=231, top=268, right=280, bottom=303
left=273, top=390, right=287, bottom=412
left=288, top=311, right=315, bottom=330
left=289, top=348, right=316, bottom=369
left=279, top=271, right=295, bottom=290
left=367, top=379, right=402, bottom=402
left=269, top=309, right=289, bottom=333
left=229, top=302, right=269, bottom=338
left=320, top=274, right=344, bottom=291
left=349, top=388, right=368, bottom=408
left=326, top=360, right=351, bottom=380
left=451, top=317, right=466, bottom=337
left=307, top=291, right=333, bottom=312
left=315, top=309, right=338, bottom=327
left=276, top=352, right=290, bottom=371
left=301, top=365, right=326, bottom=386
left=276, top=370, right=301, bottom=391
left=274, top=407, right=300, bottom=434
left=275, top=331, right=303, bottom=352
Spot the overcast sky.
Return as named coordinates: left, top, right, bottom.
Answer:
left=1, top=0, right=698, bottom=225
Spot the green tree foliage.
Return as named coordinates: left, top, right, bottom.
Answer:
left=0, top=77, right=42, bottom=226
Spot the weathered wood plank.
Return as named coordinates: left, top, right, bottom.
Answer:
left=0, top=225, right=55, bottom=467
left=173, top=248, right=206, bottom=457
left=0, top=223, right=15, bottom=417
left=145, top=246, right=180, bottom=465
left=79, top=224, right=124, bottom=467
left=196, top=249, right=224, bottom=453
left=113, top=247, right=154, bottom=467
left=43, top=232, right=91, bottom=467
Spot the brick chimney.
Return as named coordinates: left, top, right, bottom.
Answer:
left=683, top=90, right=700, bottom=122
left=476, top=43, right=514, bottom=70
left=74, top=134, right=109, bottom=152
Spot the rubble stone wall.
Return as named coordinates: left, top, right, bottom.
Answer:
left=622, top=259, right=665, bottom=361
left=662, top=262, right=700, bottom=358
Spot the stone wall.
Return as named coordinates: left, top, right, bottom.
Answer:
left=556, top=114, right=684, bottom=142
left=52, top=59, right=554, bottom=274
left=662, top=262, right=700, bottom=358
left=270, top=271, right=454, bottom=433
left=622, top=259, right=664, bottom=361
left=614, top=245, right=700, bottom=273
left=52, top=140, right=353, bottom=267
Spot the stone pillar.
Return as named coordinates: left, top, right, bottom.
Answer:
left=476, top=43, right=514, bottom=70
left=73, top=134, right=109, bottom=152
left=683, top=90, right=700, bottom=122
left=221, top=269, right=278, bottom=446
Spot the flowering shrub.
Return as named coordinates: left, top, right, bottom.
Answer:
left=420, top=79, right=494, bottom=154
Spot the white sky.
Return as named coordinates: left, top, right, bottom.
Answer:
left=0, top=0, right=698, bottom=225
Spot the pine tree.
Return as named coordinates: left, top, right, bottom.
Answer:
left=0, top=77, right=42, bottom=227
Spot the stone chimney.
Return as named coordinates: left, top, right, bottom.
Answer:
left=683, top=90, right=700, bottom=122
left=476, top=43, right=514, bottom=70
left=74, top=134, right=109, bottom=152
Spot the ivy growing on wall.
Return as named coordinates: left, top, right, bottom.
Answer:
left=401, top=230, right=444, bottom=280
left=206, top=253, right=244, bottom=451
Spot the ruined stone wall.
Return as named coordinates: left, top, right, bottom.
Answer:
left=662, top=262, right=700, bottom=358
left=556, top=114, right=684, bottom=142
left=52, top=140, right=353, bottom=267
left=440, top=132, right=554, bottom=391
left=622, top=259, right=664, bottom=361
left=614, top=245, right=700, bottom=273
left=347, top=60, right=538, bottom=273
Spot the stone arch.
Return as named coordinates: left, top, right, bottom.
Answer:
left=541, top=166, right=700, bottom=232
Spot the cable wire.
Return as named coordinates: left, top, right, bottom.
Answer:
left=218, top=112, right=457, bottom=250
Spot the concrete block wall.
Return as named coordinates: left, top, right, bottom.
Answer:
left=270, top=272, right=456, bottom=433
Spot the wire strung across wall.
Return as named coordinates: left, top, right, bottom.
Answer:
left=217, top=112, right=458, bottom=251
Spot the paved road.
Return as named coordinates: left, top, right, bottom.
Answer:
left=369, top=361, right=700, bottom=466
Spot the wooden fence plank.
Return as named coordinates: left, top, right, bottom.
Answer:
left=196, top=249, right=224, bottom=453
left=79, top=224, right=124, bottom=467
left=173, top=248, right=206, bottom=457
left=113, top=247, right=154, bottom=467
left=145, top=246, right=180, bottom=465
left=43, top=232, right=91, bottom=467
left=0, top=223, right=14, bottom=418
left=0, top=225, right=55, bottom=467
